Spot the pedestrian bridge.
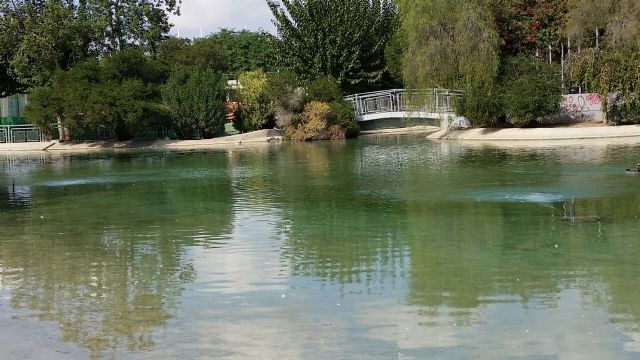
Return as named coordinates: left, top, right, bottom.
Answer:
left=344, top=89, right=463, bottom=129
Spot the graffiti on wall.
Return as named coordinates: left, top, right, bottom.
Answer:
left=560, top=93, right=604, bottom=121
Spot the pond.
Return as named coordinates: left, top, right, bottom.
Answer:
left=1, top=136, right=640, bottom=359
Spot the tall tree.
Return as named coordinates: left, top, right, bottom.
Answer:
left=492, top=0, right=568, bottom=57
left=25, top=50, right=169, bottom=140
left=398, top=0, right=500, bottom=90
left=268, top=0, right=398, bottom=92
left=162, top=66, right=227, bottom=139
left=566, top=0, right=640, bottom=50
left=206, top=29, right=275, bottom=76
left=0, top=0, right=180, bottom=95
left=565, top=0, right=640, bottom=123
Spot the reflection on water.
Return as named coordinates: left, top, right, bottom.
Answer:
left=1, top=139, right=640, bottom=359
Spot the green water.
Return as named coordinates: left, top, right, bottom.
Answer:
left=1, top=137, right=640, bottom=359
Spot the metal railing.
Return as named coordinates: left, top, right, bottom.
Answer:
left=344, top=89, right=464, bottom=117
left=0, top=125, right=45, bottom=144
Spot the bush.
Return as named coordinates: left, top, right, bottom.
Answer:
left=458, top=83, right=504, bottom=127
left=567, top=49, right=640, bottom=124
left=24, top=86, right=63, bottom=138
left=286, top=100, right=360, bottom=141
left=501, top=56, right=561, bottom=127
left=267, top=70, right=304, bottom=128
left=287, top=101, right=332, bottom=141
left=608, top=101, right=640, bottom=125
left=25, top=51, right=169, bottom=141
left=329, top=100, right=360, bottom=138
left=162, top=65, right=227, bottom=139
left=306, top=76, right=342, bottom=103
left=235, top=70, right=275, bottom=132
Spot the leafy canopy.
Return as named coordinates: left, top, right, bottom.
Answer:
left=25, top=50, right=169, bottom=140
left=269, top=0, right=399, bottom=92
left=0, top=0, right=180, bottom=95
left=162, top=66, right=227, bottom=139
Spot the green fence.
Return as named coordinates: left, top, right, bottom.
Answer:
left=0, top=95, right=28, bottom=125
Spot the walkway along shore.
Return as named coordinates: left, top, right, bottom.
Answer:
left=4, top=125, right=640, bottom=152
left=0, top=129, right=283, bottom=152
left=428, top=125, right=640, bottom=144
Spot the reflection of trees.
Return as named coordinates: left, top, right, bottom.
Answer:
left=0, top=151, right=234, bottom=358
left=275, top=141, right=410, bottom=286
left=274, top=139, right=640, bottom=330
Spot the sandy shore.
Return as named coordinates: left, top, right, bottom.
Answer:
left=0, top=129, right=283, bottom=152
left=428, top=124, right=640, bottom=146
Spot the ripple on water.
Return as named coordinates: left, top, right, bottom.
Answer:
left=462, top=191, right=568, bottom=203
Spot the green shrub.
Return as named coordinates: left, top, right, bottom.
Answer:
left=267, top=70, right=304, bottom=128
left=329, top=100, right=360, bottom=138
left=162, top=65, right=227, bottom=139
left=25, top=51, right=169, bottom=141
left=608, top=101, right=640, bottom=125
left=24, top=86, right=63, bottom=138
left=306, top=76, right=342, bottom=103
left=458, top=83, right=503, bottom=127
left=501, top=56, right=561, bottom=127
left=286, top=101, right=332, bottom=141
left=236, top=70, right=275, bottom=132
left=286, top=100, right=360, bottom=141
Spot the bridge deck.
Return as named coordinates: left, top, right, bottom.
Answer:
left=344, top=89, right=463, bottom=123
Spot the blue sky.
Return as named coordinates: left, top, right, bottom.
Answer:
left=169, top=0, right=276, bottom=38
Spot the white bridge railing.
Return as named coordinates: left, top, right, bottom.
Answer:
left=344, top=89, right=463, bottom=117
left=0, top=125, right=45, bottom=144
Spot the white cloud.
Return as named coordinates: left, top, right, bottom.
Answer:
left=169, top=0, right=276, bottom=38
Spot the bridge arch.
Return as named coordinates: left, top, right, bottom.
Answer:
left=344, top=89, right=463, bottom=129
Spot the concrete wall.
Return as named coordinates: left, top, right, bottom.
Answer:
left=560, top=93, right=605, bottom=122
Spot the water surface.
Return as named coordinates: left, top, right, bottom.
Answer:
left=1, top=137, right=640, bottom=359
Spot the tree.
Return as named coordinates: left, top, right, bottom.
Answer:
left=566, top=0, right=640, bottom=51
left=156, top=36, right=229, bottom=77
left=501, top=56, right=562, bottom=126
left=269, top=0, right=399, bottom=92
left=0, top=0, right=180, bottom=94
left=492, top=0, right=568, bottom=57
left=162, top=66, right=227, bottom=139
left=565, top=0, right=640, bottom=123
left=25, top=50, right=169, bottom=140
left=398, top=0, right=500, bottom=90
left=234, top=70, right=275, bottom=132
left=206, top=29, right=275, bottom=76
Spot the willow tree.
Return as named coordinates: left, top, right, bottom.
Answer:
left=396, top=0, right=501, bottom=125
left=566, top=0, right=640, bottom=50
left=398, top=0, right=499, bottom=90
left=566, top=0, right=640, bottom=123
left=268, top=0, right=398, bottom=92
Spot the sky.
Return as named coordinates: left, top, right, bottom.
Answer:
left=169, top=0, right=277, bottom=39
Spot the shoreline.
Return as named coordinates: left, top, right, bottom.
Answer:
left=3, top=125, right=640, bottom=153
left=0, top=129, right=283, bottom=153
left=427, top=124, right=640, bottom=146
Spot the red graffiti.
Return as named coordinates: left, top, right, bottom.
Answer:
left=585, top=94, right=601, bottom=105
left=561, top=94, right=602, bottom=114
